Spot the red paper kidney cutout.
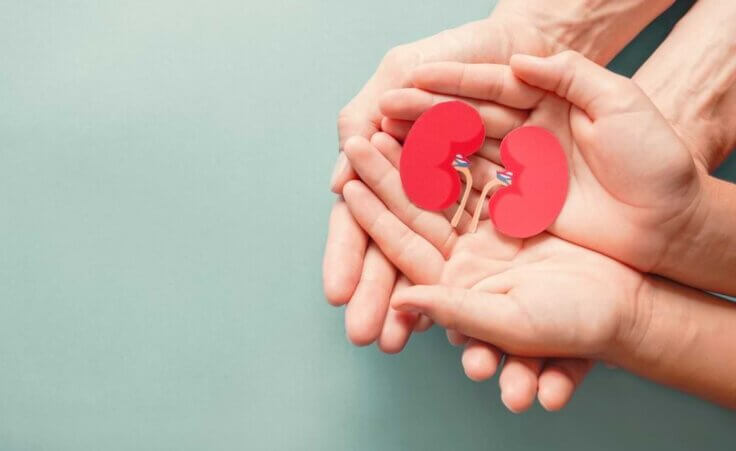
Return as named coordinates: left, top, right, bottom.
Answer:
left=399, top=101, right=485, bottom=211
left=488, top=126, right=568, bottom=238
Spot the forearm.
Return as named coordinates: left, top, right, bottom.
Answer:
left=612, top=275, right=736, bottom=408
left=658, top=176, right=736, bottom=296
left=492, top=0, right=675, bottom=64
left=634, top=0, right=736, bottom=170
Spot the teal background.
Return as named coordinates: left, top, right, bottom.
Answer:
left=1, top=1, right=734, bottom=450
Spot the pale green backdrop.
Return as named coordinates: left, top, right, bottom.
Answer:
left=1, top=1, right=734, bottom=450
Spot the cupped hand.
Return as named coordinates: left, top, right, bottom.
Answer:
left=343, top=132, right=595, bottom=412
left=388, top=234, right=644, bottom=364
left=325, top=14, right=558, bottom=323
left=381, top=51, right=704, bottom=275
left=324, top=14, right=589, bottom=411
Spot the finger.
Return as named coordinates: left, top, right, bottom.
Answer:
left=342, top=180, right=444, bottom=285
left=379, top=88, right=527, bottom=139
left=476, top=139, right=502, bottom=166
left=370, top=132, right=475, bottom=233
left=537, top=359, right=594, bottom=411
left=380, top=117, right=413, bottom=143
left=510, top=51, right=642, bottom=120
left=378, top=276, right=418, bottom=354
left=330, top=105, right=380, bottom=194
left=330, top=152, right=357, bottom=194
left=392, top=285, right=542, bottom=355
left=446, top=329, right=468, bottom=346
left=499, top=357, right=544, bottom=413
left=461, top=339, right=502, bottom=382
left=370, top=132, right=402, bottom=169
left=323, top=200, right=368, bottom=305
left=468, top=154, right=503, bottom=192
left=343, top=136, right=458, bottom=258
left=411, top=62, right=545, bottom=108
left=413, top=314, right=433, bottom=332
left=379, top=120, right=502, bottom=167
left=344, top=244, right=397, bottom=346
left=371, top=131, right=497, bottom=224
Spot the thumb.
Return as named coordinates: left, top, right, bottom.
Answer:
left=392, top=285, right=527, bottom=351
left=332, top=107, right=379, bottom=193
left=510, top=51, right=641, bottom=120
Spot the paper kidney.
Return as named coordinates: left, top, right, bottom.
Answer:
left=488, top=126, right=568, bottom=238
left=399, top=101, right=485, bottom=211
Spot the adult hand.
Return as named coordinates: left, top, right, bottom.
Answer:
left=633, top=0, right=736, bottom=172
left=325, top=13, right=572, bottom=414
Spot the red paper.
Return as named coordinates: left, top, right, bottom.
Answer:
left=489, top=126, right=568, bottom=238
left=399, top=101, right=485, bottom=211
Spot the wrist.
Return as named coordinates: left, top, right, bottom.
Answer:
left=607, top=275, right=691, bottom=369
left=491, top=0, right=675, bottom=64
left=633, top=0, right=736, bottom=171
left=653, top=174, right=736, bottom=295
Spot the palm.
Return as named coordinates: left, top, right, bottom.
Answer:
left=340, top=142, right=641, bottom=356
left=521, top=93, right=700, bottom=271
left=382, top=59, right=702, bottom=273
left=467, top=233, right=641, bottom=356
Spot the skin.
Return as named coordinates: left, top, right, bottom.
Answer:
left=383, top=52, right=736, bottom=294
left=633, top=0, right=736, bottom=171
left=343, top=52, right=736, bottom=408
left=387, top=245, right=736, bottom=409
left=377, top=0, right=736, bottom=395
left=324, top=0, right=736, bottom=412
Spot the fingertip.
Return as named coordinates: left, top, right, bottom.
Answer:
left=329, top=152, right=355, bottom=194
left=370, top=131, right=399, bottom=150
left=342, top=135, right=372, bottom=160
left=323, top=276, right=355, bottom=306
left=537, top=360, right=592, bottom=411
left=323, top=202, right=365, bottom=305
left=537, top=371, right=575, bottom=412
left=379, top=117, right=412, bottom=143
left=462, top=341, right=499, bottom=382
left=446, top=329, right=468, bottom=347
left=509, top=54, right=548, bottom=81
left=499, top=358, right=541, bottom=414
left=377, top=310, right=417, bottom=354
left=413, top=314, right=433, bottom=332
left=345, top=313, right=379, bottom=347
left=390, top=286, right=427, bottom=314
left=500, top=383, right=536, bottom=414
left=378, top=89, right=402, bottom=116
left=341, top=179, right=364, bottom=203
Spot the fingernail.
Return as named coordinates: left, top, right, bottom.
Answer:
left=330, top=152, right=348, bottom=191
